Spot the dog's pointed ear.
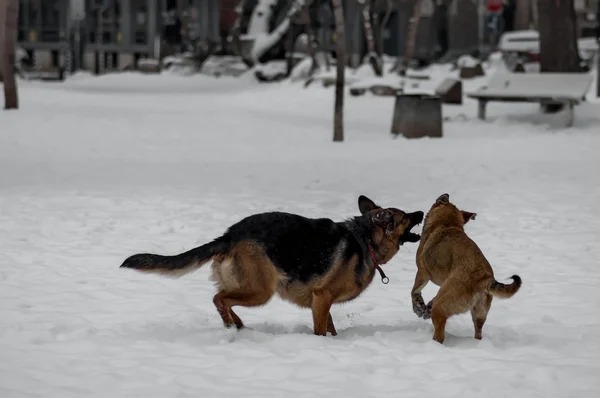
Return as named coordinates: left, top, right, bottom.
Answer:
left=358, top=195, right=380, bottom=214
left=461, top=211, right=477, bottom=224
left=436, top=193, right=450, bottom=204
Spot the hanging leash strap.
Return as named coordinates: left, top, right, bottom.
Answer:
left=367, top=242, right=389, bottom=284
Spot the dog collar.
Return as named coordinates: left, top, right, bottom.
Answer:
left=367, top=241, right=389, bottom=284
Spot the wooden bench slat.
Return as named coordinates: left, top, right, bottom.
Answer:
left=468, top=72, right=593, bottom=101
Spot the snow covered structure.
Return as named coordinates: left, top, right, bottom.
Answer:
left=234, top=0, right=307, bottom=65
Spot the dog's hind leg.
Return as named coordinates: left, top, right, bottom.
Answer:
left=430, top=280, right=474, bottom=344
left=471, top=294, right=493, bottom=340
left=411, top=269, right=431, bottom=318
left=211, top=241, right=278, bottom=330
left=216, top=290, right=274, bottom=329
left=213, top=291, right=238, bottom=328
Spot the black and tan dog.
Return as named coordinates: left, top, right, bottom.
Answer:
left=411, top=193, right=521, bottom=344
left=121, top=195, right=424, bottom=336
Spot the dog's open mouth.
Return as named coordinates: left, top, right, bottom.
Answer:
left=399, top=211, right=424, bottom=245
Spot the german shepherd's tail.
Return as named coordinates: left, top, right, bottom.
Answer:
left=120, top=236, right=229, bottom=278
left=488, top=275, right=522, bottom=298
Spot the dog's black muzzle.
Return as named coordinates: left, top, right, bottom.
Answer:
left=400, top=211, right=424, bottom=244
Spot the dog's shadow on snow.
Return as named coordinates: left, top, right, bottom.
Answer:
left=124, top=317, right=435, bottom=345
left=123, top=317, right=542, bottom=349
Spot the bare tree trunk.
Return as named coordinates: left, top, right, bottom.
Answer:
left=2, top=0, right=19, bottom=110
left=537, top=0, right=581, bottom=73
left=332, top=0, right=345, bottom=142
left=515, top=0, right=531, bottom=30
left=399, top=0, right=422, bottom=88
left=230, top=0, right=246, bottom=61
left=177, top=0, right=189, bottom=50
left=380, top=0, right=393, bottom=71
left=597, top=42, right=600, bottom=98
left=358, top=0, right=382, bottom=76
left=531, top=0, right=539, bottom=29
left=95, top=6, right=103, bottom=75
left=303, top=4, right=319, bottom=76
left=0, top=0, right=5, bottom=84
left=285, top=20, right=298, bottom=77
left=371, top=3, right=381, bottom=56
left=597, top=2, right=600, bottom=98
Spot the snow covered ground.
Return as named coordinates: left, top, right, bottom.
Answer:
left=1, top=64, right=600, bottom=398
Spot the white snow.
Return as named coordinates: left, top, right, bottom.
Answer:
left=457, top=55, right=480, bottom=68
left=1, top=63, right=600, bottom=398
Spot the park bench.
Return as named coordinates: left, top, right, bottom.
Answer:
left=467, top=72, right=594, bottom=127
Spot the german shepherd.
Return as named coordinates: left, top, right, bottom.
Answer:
left=121, top=195, right=424, bottom=336
left=411, top=193, right=521, bottom=344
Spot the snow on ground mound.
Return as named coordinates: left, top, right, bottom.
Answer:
left=1, top=72, right=600, bottom=398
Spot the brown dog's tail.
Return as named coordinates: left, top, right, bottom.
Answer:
left=120, top=236, right=228, bottom=278
left=488, top=275, right=522, bottom=298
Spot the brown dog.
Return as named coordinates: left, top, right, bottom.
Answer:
left=411, top=193, right=521, bottom=344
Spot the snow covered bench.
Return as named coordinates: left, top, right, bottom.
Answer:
left=467, top=72, right=593, bottom=127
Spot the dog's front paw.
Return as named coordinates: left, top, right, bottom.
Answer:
left=413, top=298, right=427, bottom=318
left=422, top=300, right=433, bottom=320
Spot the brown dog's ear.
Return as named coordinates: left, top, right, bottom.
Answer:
left=461, top=211, right=477, bottom=224
left=358, top=195, right=380, bottom=214
left=436, top=193, right=450, bottom=204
